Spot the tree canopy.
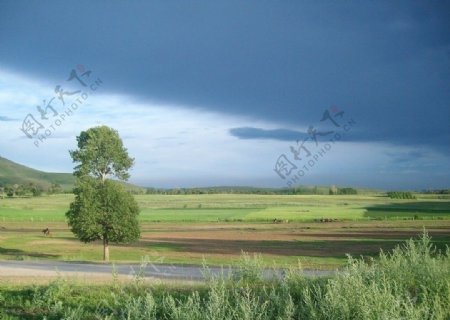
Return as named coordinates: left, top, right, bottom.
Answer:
left=69, top=126, right=134, bottom=182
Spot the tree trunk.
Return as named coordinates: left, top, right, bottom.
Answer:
left=103, top=237, right=109, bottom=262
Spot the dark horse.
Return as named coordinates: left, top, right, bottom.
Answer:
left=42, top=227, right=51, bottom=236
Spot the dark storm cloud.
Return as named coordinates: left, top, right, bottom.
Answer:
left=0, top=0, right=449, bottom=153
left=230, top=125, right=450, bottom=156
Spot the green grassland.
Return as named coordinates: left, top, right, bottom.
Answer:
left=0, top=194, right=449, bottom=268
left=1, top=193, right=449, bottom=222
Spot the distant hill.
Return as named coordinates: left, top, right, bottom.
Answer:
left=0, top=156, right=75, bottom=190
left=0, top=156, right=146, bottom=193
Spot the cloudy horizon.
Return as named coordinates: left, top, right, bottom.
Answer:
left=0, top=1, right=449, bottom=190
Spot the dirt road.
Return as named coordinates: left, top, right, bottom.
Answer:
left=0, top=260, right=334, bottom=281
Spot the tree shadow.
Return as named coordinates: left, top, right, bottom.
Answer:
left=0, top=247, right=60, bottom=259
left=363, top=201, right=450, bottom=219
left=137, top=238, right=401, bottom=258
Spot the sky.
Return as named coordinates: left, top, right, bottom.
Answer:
left=0, top=1, right=449, bottom=190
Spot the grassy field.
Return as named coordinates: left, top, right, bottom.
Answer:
left=0, top=194, right=449, bottom=268
left=1, top=193, right=450, bottom=222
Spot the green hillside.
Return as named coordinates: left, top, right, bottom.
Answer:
left=0, top=156, right=75, bottom=190
left=0, top=156, right=148, bottom=193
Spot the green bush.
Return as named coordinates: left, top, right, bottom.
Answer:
left=232, top=251, right=264, bottom=283
left=295, top=231, right=449, bottom=319
left=338, top=187, right=357, bottom=195
left=387, top=191, right=416, bottom=199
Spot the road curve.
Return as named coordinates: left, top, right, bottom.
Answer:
left=0, top=260, right=335, bottom=281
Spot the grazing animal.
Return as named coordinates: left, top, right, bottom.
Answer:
left=272, top=219, right=289, bottom=224
left=317, top=218, right=336, bottom=223
left=42, top=227, right=51, bottom=236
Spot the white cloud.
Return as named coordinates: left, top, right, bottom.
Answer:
left=1, top=67, right=448, bottom=189
left=0, top=67, right=288, bottom=186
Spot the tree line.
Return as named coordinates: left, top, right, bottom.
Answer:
left=144, top=186, right=358, bottom=195
left=0, top=182, right=63, bottom=197
left=422, top=189, right=450, bottom=194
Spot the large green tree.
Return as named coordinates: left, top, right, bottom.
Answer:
left=66, top=126, right=140, bottom=261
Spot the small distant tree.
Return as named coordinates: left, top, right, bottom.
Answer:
left=329, top=185, right=338, bottom=195
left=48, top=183, right=62, bottom=194
left=338, top=187, right=358, bottom=195
left=31, top=184, right=44, bottom=197
left=66, top=126, right=139, bottom=261
left=15, top=184, right=26, bottom=196
left=5, top=185, right=14, bottom=197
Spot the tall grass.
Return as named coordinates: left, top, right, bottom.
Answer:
left=294, top=231, right=450, bottom=319
left=0, top=231, right=448, bottom=319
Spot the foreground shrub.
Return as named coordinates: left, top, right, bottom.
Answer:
left=0, top=231, right=448, bottom=319
left=296, top=231, right=450, bottom=319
